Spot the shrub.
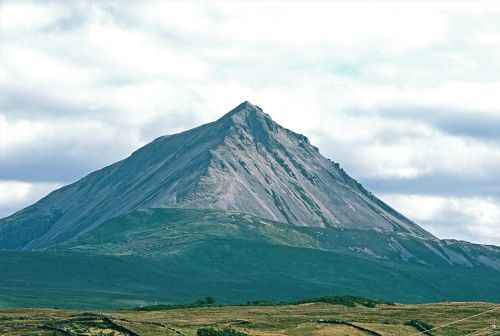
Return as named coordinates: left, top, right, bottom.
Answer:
left=197, top=327, right=247, bottom=336
left=196, top=296, right=215, bottom=305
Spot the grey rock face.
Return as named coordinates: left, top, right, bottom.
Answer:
left=0, top=101, right=433, bottom=250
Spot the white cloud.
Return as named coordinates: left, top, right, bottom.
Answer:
left=1, top=44, right=95, bottom=87
left=0, top=180, right=63, bottom=217
left=216, top=2, right=446, bottom=49
left=0, top=115, right=144, bottom=181
left=0, top=1, right=64, bottom=33
left=380, top=194, right=500, bottom=245
left=294, top=96, right=500, bottom=181
left=1, top=0, right=500, bottom=245
left=85, top=23, right=209, bottom=79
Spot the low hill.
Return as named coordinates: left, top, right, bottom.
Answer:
left=0, top=208, right=498, bottom=309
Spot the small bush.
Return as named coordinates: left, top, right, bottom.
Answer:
left=245, top=300, right=279, bottom=306
left=197, top=296, right=216, bottom=305
left=197, top=327, right=247, bottom=336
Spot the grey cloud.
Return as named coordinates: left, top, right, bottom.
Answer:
left=435, top=115, right=500, bottom=140
left=42, top=4, right=88, bottom=33
left=415, top=209, right=493, bottom=245
left=407, top=202, right=500, bottom=246
left=362, top=174, right=500, bottom=199
left=0, top=125, right=142, bottom=183
left=0, top=86, right=82, bottom=118
left=372, top=106, right=500, bottom=141
left=0, top=143, right=120, bottom=183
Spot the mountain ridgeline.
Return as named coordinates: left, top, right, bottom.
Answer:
left=0, top=101, right=430, bottom=250
left=0, top=101, right=499, bottom=308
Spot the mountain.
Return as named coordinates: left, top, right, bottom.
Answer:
left=0, top=101, right=431, bottom=250
left=0, top=101, right=499, bottom=309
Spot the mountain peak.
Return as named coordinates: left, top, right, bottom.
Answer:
left=215, top=101, right=281, bottom=146
left=239, top=100, right=259, bottom=109
left=219, top=101, right=267, bottom=121
left=0, top=102, right=435, bottom=250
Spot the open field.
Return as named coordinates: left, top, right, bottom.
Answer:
left=1, top=302, right=498, bottom=336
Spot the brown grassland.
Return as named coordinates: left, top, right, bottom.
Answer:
left=0, top=302, right=499, bottom=336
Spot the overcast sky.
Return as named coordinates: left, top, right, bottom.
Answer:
left=1, top=0, right=500, bottom=245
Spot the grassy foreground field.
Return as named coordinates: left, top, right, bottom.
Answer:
left=0, top=302, right=498, bottom=336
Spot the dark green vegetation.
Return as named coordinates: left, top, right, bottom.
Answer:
left=0, top=208, right=499, bottom=309
left=296, top=296, right=393, bottom=308
left=405, top=320, right=434, bottom=335
left=197, top=327, right=248, bottom=336
left=133, top=295, right=391, bottom=312
left=0, top=302, right=498, bottom=335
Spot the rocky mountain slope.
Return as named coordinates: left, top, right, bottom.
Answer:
left=0, top=101, right=432, bottom=250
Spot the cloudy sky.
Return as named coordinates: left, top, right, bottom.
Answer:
left=1, top=1, right=500, bottom=245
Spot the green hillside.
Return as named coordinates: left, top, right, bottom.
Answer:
left=0, top=208, right=499, bottom=309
